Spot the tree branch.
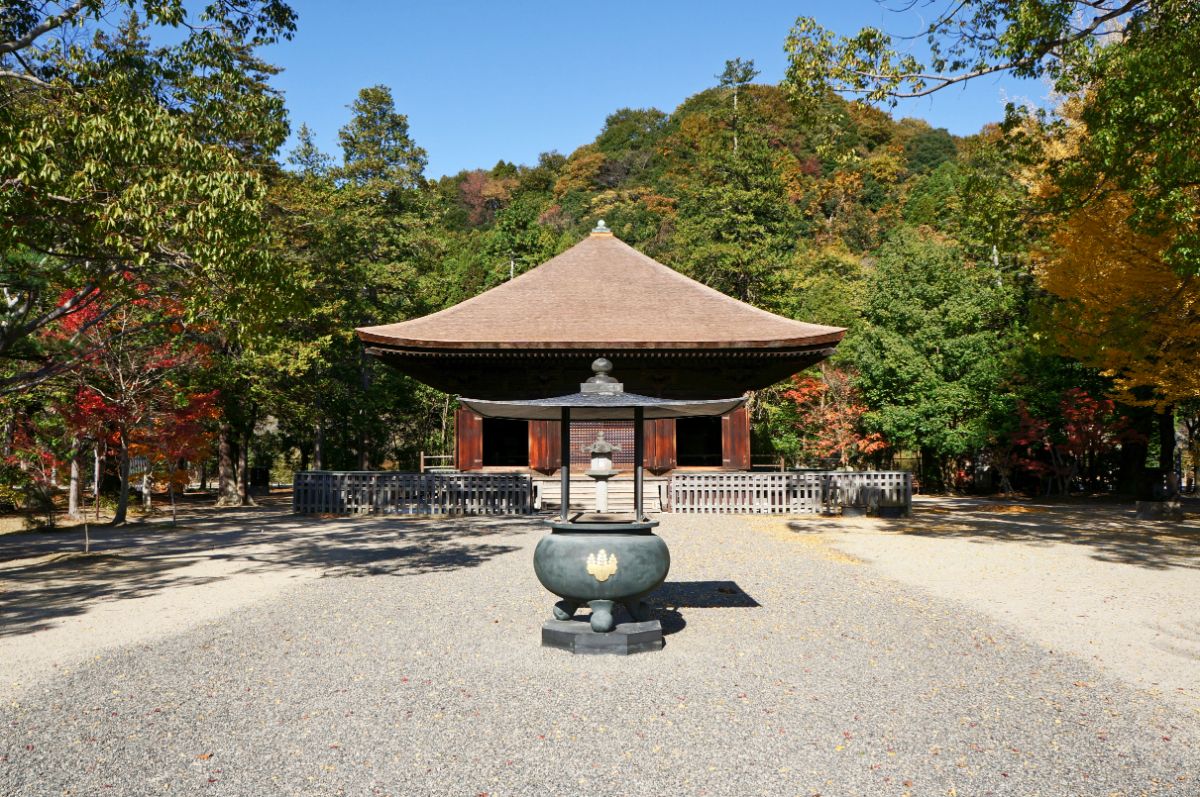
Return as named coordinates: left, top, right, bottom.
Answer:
left=866, top=0, right=1146, bottom=99
left=0, top=69, right=53, bottom=88
left=0, top=1, right=91, bottom=57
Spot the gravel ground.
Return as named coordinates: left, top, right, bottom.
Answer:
left=823, top=497, right=1200, bottom=712
left=2, top=511, right=1197, bottom=796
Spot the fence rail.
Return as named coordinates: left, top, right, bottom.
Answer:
left=293, top=471, right=532, bottom=516
left=669, top=471, right=911, bottom=515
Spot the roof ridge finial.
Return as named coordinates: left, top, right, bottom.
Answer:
left=590, top=219, right=612, bottom=237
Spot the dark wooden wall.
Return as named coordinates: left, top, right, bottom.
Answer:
left=373, top=348, right=835, bottom=400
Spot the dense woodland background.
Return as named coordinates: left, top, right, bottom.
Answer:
left=1, top=1, right=1197, bottom=523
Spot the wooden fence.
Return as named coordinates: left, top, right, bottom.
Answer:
left=669, top=471, right=911, bottom=515
left=292, top=470, right=910, bottom=517
left=292, top=471, right=532, bottom=516
left=826, top=471, right=912, bottom=513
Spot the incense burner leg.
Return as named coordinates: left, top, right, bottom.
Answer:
left=624, top=599, right=652, bottom=622
left=552, top=600, right=578, bottom=621
left=588, top=600, right=615, bottom=633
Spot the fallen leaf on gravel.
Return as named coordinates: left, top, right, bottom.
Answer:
left=980, top=505, right=1042, bottom=514
left=195, top=753, right=212, bottom=760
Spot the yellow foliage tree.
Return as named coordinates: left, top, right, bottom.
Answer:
left=552, top=145, right=606, bottom=199
left=1037, top=190, right=1200, bottom=409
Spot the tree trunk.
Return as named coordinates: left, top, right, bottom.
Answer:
left=216, top=421, right=240, bottom=506
left=314, top=421, right=324, bottom=470
left=1116, top=406, right=1152, bottom=496
left=238, top=434, right=249, bottom=505
left=93, top=444, right=102, bottom=521
left=732, top=85, right=739, bottom=155
left=358, top=352, right=371, bottom=470
left=200, top=460, right=208, bottom=492
left=238, top=422, right=256, bottom=507
left=1, top=416, right=12, bottom=458
left=112, top=438, right=131, bottom=525
left=1160, top=406, right=1178, bottom=498
left=142, top=469, right=152, bottom=511
left=68, top=446, right=82, bottom=519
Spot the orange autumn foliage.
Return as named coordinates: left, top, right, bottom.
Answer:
left=786, top=366, right=887, bottom=468
left=1037, top=191, right=1200, bottom=409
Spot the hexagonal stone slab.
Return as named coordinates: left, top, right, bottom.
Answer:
left=541, top=619, right=663, bottom=655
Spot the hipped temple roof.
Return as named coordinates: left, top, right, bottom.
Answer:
left=356, top=230, right=846, bottom=351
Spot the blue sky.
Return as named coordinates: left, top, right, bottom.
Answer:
left=263, top=1, right=1047, bottom=178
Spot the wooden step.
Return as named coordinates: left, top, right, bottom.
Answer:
left=533, top=478, right=668, bottom=513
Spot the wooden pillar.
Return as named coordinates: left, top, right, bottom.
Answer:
left=634, top=407, right=644, bottom=519
left=559, top=408, right=570, bottom=520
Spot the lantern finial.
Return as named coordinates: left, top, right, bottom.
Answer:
left=581, top=357, right=623, bottom=393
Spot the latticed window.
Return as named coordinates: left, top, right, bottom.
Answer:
left=569, top=421, right=635, bottom=466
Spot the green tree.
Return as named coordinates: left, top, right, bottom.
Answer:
left=904, top=127, right=957, bottom=174
left=338, top=85, right=427, bottom=189
left=0, top=2, right=296, bottom=391
left=262, top=86, right=445, bottom=475
left=716, top=58, right=759, bottom=155
left=670, top=132, right=800, bottom=304
left=846, top=228, right=1023, bottom=486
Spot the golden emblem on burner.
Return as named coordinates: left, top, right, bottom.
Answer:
left=586, top=549, right=618, bottom=582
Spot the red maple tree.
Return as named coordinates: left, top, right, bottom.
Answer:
left=785, top=366, right=887, bottom=468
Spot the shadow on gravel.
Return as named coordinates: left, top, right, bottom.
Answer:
left=650, top=580, right=760, bottom=636
left=654, top=580, right=761, bottom=609
left=867, top=502, right=1200, bottom=571
left=657, top=608, right=686, bottom=636
left=0, top=508, right=533, bottom=638
left=0, top=554, right=226, bottom=637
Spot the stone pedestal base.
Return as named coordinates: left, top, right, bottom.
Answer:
left=541, top=618, right=663, bottom=655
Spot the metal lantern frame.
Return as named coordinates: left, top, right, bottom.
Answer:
left=461, top=359, right=746, bottom=650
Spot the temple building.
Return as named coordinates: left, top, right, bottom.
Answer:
left=357, top=222, right=844, bottom=496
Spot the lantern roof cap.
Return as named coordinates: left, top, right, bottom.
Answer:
left=460, top=358, right=744, bottom=421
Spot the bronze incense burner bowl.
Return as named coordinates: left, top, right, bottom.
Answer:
left=534, top=517, right=669, bottom=632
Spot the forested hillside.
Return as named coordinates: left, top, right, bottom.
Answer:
left=2, top=1, right=1196, bottom=522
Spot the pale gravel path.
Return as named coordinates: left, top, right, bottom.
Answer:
left=820, top=497, right=1200, bottom=713
left=0, top=554, right=311, bottom=698
left=1, top=508, right=1198, bottom=796
left=0, top=506, right=521, bottom=698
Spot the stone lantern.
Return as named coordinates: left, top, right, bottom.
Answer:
left=582, top=431, right=621, bottom=513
